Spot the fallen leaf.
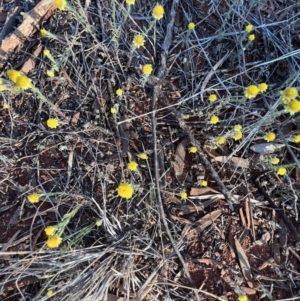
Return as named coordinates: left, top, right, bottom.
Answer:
left=72, top=112, right=80, bottom=124
left=235, top=238, right=253, bottom=286
left=215, top=156, right=250, bottom=168
left=189, top=187, right=220, bottom=196
left=21, top=44, right=43, bottom=74
left=172, top=139, right=187, bottom=182
left=250, top=143, right=285, bottom=154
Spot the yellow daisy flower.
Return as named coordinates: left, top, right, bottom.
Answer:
left=47, top=235, right=62, bottom=248
left=234, top=124, right=242, bottom=131
left=270, top=157, right=280, bottom=165
left=46, top=70, right=55, bottom=77
left=133, top=34, right=145, bottom=48
left=28, top=193, right=40, bottom=204
left=233, top=130, right=243, bottom=141
left=280, top=87, right=298, bottom=103
left=95, top=219, right=102, bottom=226
left=188, top=22, right=195, bottom=30
left=143, top=64, right=153, bottom=76
left=45, top=226, right=56, bottom=236
left=54, top=0, right=67, bottom=10
left=117, top=182, right=134, bottom=199
left=264, top=132, right=276, bottom=142
left=258, top=83, right=268, bottom=93
left=208, top=94, right=217, bottom=102
left=293, top=135, right=300, bottom=143
left=210, top=115, right=219, bottom=125
left=3, top=103, right=9, bottom=109
left=128, top=161, right=138, bottom=171
left=7, top=69, right=21, bottom=83
left=245, top=24, right=253, bottom=33
left=277, top=167, right=287, bottom=176
left=40, top=28, right=48, bottom=37
left=238, top=295, right=248, bottom=301
left=180, top=191, right=188, bottom=200
left=285, top=99, right=300, bottom=115
left=116, top=88, right=123, bottom=96
left=139, top=153, right=148, bottom=160
left=47, top=118, right=59, bottom=129
left=126, top=0, right=135, bottom=4
left=16, top=75, right=32, bottom=90
left=200, top=180, right=208, bottom=187
left=248, top=34, right=255, bottom=41
left=111, top=107, right=117, bottom=114
left=152, top=3, right=164, bottom=20
left=217, top=136, right=226, bottom=145
left=189, top=146, right=197, bottom=153
left=244, top=85, right=259, bottom=99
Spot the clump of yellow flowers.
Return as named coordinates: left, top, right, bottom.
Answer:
left=244, top=85, right=259, bottom=99
left=117, top=182, right=134, bottom=199
left=232, top=124, right=243, bottom=141
left=208, top=94, right=217, bottom=102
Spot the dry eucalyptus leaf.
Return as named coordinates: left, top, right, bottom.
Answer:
left=215, top=156, right=250, bottom=168
left=250, top=143, right=285, bottom=154
left=235, top=238, right=253, bottom=286
left=172, top=139, right=187, bottom=182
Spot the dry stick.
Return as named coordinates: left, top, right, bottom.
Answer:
left=150, top=1, right=200, bottom=300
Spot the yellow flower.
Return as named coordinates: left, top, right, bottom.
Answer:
left=117, top=182, right=134, bottom=199
left=217, top=136, right=226, bottom=145
left=244, top=85, right=259, bottom=99
left=201, top=180, right=208, bottom=187
left=28, top=193, right=40, bottom=204
left=45, top=226, right=56, bottom=236
left=40, top=28, right=48, bottom=37
left=54, top=0, right=67, bottom=10
left=152, top=3, right=164, bottom=20
left=116, top=88, right=123, bottom=96
left=111, top=107, right=117, bottom=114
left=248, top=34, right=255, bottom=41
left=139, top=153, right=148, bottom=160
left=0, top=83, right=5, bottom=91
left=245, top=24, right=253, bottom=33
left=189, top=146, right=197, bottom=153
left=293, top=135, right=300, bottom=143
left=280, top=87, right=298, bottom=103
left=208, top=94, right=217, bottom=102
left=128, top=161, right=138, bottom=171
left=95, top=219, right=102, bottom=226
left=277, top=167, right=287, bottom=176
left=3, top=103, right=9, bottom=109
left=180, top=191, right=188, bottom=200
left=270, top=157, right=280, bottom=165
left=143, top=64, right=153, bottom=76
left=43, top=48, right=51, bottom=57
left=238, top=295, right=248, bottom=301
left=133, top=34, right=145, bottom=48
left=234, top=124, right=242, bottom=131
left=126, top=0, right=135, bottom=4
left=233, top=130, right=243, bottom=141
left=46, top=290, right=54, bottom=297
left=285, top=99, right=300, bottom=115
left=264, top=132, right=276, bottom=142
left=258, top=83, right=268, bottom=93
left=47, top=118, right=59, bottom=129
left=46, top=70, right=55, bottom=77
left=16, top=75, right=32, bottom=90
left=210, top=115, right=219, bottom=125
left=47, top=235, right=62, bottom=248
left=7, top=69, right=21, bottom=83
left=188, top=22, right=195, bottom=30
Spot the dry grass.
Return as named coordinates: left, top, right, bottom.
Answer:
left=0, top=0, right=300, bottom=300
